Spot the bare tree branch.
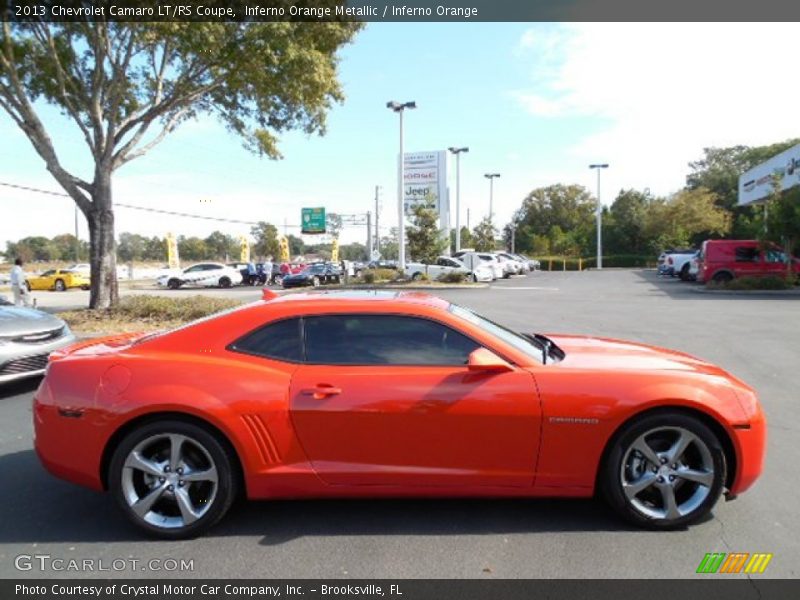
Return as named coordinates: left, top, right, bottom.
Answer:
left=113, top=105, right=191, bottom=168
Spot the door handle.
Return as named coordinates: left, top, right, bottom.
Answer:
left=301, top=385, right=342, bottom=399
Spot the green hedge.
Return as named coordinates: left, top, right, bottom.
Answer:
left=533, top=255, right=656, bottom=271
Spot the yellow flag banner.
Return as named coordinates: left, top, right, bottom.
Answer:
left=166, top=233, right=180, bottom=269
left=331, top=238, right=340, bottom=263
left=239, top=235, right=250, bottom=263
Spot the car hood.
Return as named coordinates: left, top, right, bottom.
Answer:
left=547, top=334, right=730, bottom=377
left=0, top=307, right=66, bottom=336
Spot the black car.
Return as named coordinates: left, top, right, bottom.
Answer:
left=281, top=263, right=342, bottom=288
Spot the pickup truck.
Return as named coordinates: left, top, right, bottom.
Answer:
left=405, top=256, right=470, bottom=280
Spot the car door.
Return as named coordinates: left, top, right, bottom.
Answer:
left=289, top=314, right=541, bottom=488
left=733, top=246, right=761, bottom=278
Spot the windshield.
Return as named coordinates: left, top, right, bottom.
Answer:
left=448, top=303, right=545, bottom=363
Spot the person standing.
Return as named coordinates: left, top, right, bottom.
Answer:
left=10, top=258, right=32, bottom=307
left=262, top=256, right=274, bottom=285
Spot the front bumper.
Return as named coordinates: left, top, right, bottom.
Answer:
left=0, top=332, right=77, bottom=384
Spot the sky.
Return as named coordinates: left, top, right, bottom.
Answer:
left=1, top=22, right=798, bottom=249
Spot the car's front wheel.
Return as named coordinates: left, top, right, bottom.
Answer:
left=167, top=278, right=182, bottom=290
left=54, top=279, right=66, bottom=292
left=219, top=276, right=232, bottom=288
left=109, top=420, right=237, bottom=539
left=602, top=412, right=725, bottom=529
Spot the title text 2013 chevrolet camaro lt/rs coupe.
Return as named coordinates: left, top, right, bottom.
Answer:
left=33, top=291, right=765, bottom=538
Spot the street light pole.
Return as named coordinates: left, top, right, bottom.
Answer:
left=484, top=173, right=500, bottom=222
left=448, top=146, right=469, bottom=253
left=387, top=100, right=416, bottom=271
left=589, top=163, right=609, bottom=269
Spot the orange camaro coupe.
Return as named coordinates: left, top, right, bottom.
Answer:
left=34, top=291, right=765, bottom=538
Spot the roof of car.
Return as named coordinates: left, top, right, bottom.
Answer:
left=267, top=289, right=450, bottom=310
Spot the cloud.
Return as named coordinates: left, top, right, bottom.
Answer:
left=513, top=23, right=800, bottom=197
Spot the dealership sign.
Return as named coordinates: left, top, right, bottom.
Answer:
left=738, top=143, right=800, bottom=205
left=403, top=151, right=449, bottom=230
left=301, top=207, right=326, bottom=234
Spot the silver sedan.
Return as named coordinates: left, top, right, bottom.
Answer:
left=0, top=296, right=77, bottom=384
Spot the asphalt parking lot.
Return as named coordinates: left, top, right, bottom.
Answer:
left=0, top=269, right=798, bottom=579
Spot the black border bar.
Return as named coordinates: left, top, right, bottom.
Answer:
left=4, top=0, right=800, bottom=22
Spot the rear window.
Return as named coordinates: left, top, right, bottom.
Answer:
left=735, top=247, right=759, bottom=262
left=229, top=318, right=303, bottom=362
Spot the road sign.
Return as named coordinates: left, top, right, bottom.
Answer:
left=302, top=207, right=326, bottom=234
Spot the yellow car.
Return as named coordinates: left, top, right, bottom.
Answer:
left=27, top=269, right=90, bottom=292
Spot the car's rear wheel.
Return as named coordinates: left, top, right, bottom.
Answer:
left=412, top=272, right=422, bottom=281
left=712, top=271, right=733, bottom=284
left=167, top=278, right=182, bottom=290
left=219, top=276, right=232, bottom=288
left=54, top=279, right=66, bottom=292
left=679, top=264, right=691, bottom=281
left=109, top=420, right=237, bottom=539
left=602, top=412, right=725, bottom=529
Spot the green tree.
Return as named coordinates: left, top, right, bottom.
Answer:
left=177, top=236, right=208, bottom=261
left=204, top=231, right=238, bottom=261
left=472, top=217, right=498, bottom=252
left=765, top=174, right=800, bottom=278
left=686, top=139, right=800, bottom=238
left=144, top=236, right=166, bottom=261
left=250, top=221, right=280, bottom=260
left=340, top=242, right=367, bottom=261
left=605, top=189, right=651, bottom=255
left=117, top=232, right=148, bottom=263
left=326, top=213, right=344, bottom=239
left=512, top=184, right=596, bottom=255
left=0, top=19, right=363, bottom=307
left=286, top=234, right=305, bottom=257
left=379, top=227, right=399, bottom=261
left=406, top=200, right=447, bottom=263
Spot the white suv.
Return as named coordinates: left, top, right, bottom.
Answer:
left=157, top=263, right=243, bottom=289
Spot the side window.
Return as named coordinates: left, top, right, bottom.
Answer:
left=184, top=265, right=203, bottom=273
left=765, top=249, right=786, bottom=263
left=304, top=315, right=480, bottom=366
left=229, top=318, right=303, bottom=363
left=735, top=247, right=759, bottom=262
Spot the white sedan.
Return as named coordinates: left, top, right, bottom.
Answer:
left=156, top=263, right=243, bottom=289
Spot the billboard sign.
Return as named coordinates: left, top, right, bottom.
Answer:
left=302, top=207, right=326, bottom=234
left=738, top=143, right=800, bottom=205
left=403, top=151, right=449, bottom=231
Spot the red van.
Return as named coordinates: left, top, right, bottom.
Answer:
left=698, top=239, right=800, bottom=283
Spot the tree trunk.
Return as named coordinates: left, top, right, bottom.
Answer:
left=87, top=171, right=118, bottom=309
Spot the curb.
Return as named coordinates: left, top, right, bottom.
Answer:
left=690, top=287, right=800, bottom=296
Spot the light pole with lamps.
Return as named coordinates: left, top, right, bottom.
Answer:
left=386, top=100, right=416, bottom=271
left=484, top=173, right=500, bottom=222
left=448, top=146, right=469, bottom=252
left=589, top=163, right=609, bottom=269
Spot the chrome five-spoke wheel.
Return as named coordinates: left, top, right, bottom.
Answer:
left=603, top=412, right=726, bottom=529
left=110, top=421, right=237, bottom=539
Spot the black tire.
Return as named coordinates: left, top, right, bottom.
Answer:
left=712, top=271, right=733, bottom=284
left=679, top=264, right=691, bottom=281
left=472, top=273, right=478, bottom=283
left=167, top=278, right=182, bottom=290
left=108, top=419, right=238, bottom=540
left=81, top=285, right=90, bottom=291
left=54, top=279, right=66, bottom=292
left=411, top=272, right=422, bottom=281
left=601, top=411, right=726, bottom=530
left=219, top=276, right=232, bottom=288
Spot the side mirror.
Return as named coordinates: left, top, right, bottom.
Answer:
left=467, top=348, right=513, bottom=373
